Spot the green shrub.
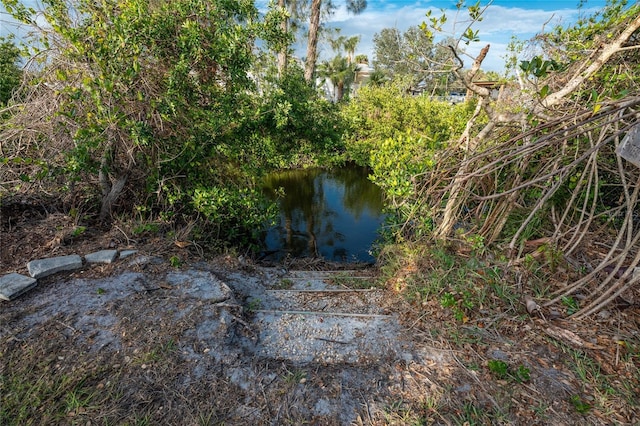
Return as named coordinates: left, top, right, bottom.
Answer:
left=0, top=35, right=22, bottom=107
left=0, top=0, right=304, bottom=248
left=340, top=82, right=473, bottom=239
left=340, top=81, right=472, bottom=165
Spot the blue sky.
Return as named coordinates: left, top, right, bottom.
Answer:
left=2, top=0, right=610, bottom=71
left=310, top=0, right=610, bottom=71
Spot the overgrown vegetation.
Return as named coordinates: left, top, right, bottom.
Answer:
left=0, top=0, right=342, bottom=249
left=0, top=35, right=22, bottom=107
left=341, top=80, right=475, bottom=238
left=1, top=0, right=640, bottom=422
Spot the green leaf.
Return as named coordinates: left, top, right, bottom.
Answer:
left=539, top=85, right=549, bottom=98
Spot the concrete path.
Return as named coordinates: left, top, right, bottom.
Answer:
left=227, top=269, right=413, bottom=365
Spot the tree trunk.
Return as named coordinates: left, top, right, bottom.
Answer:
left=304, top=0, right=322, bottom=83
left=98, top=139, right=131, bottom=222
left=336, top=81, right=344, bottom=101
left=99, top=174, right=128, bottom=222
left=277, top=0, right=288, bottom=78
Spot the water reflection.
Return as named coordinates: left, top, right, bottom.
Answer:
left=262, top=164, right=385, bottom=263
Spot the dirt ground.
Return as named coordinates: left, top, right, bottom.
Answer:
left=1, top=198, right=639, bottom=425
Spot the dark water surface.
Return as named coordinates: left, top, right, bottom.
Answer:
left=261, top=164, right=386, bottom=263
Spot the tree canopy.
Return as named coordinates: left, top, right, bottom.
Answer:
left=373, top=26, right=459, bottom=93
left=0, top=0, right=341, bottom=245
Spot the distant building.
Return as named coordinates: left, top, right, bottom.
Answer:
left=465, top=80, right=505, bottom=101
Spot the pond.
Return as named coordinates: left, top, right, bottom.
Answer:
left=261, top=164, right=386, bottom=263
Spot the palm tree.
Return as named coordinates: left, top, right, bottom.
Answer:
left=367, top=69, right=387, bottom=87
left=304, top=0, right=366, bottom=82
left=329, top=34, right=346, bottom=55
left=343, top=35, right=360, bottom=64
left=317, top=55, right=357, bottom=102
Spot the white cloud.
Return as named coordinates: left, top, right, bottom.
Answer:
left=308, top=2, right=600, bottom=72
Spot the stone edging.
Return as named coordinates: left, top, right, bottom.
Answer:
left=0, top=249, right=138, bottom=301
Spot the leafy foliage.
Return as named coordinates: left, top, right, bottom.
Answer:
left=340, top=81, right=473, bottom=237
left=0, top=35, right=22, bottom=107
left=0, top=0, right=340, bottom=247
left=243, top=64, right=345, bottom=169
left=341, top=81, right=473, bottom=164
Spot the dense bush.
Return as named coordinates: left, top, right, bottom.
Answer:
left=0, top=0, right=343, bottom=247
left=0, top=36, right=22, bottom=107
left=341, top=81, right=474, bottom=236
left=341, top=81, right=473, bottom=166
left=241, top=65, right=345, bottom=170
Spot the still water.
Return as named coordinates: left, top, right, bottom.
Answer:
left=261, top=164, right=386, bottom=263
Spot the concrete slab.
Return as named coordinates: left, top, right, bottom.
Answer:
left=27, top=254, right=83, bottom=279
left=167, top=270, right=232, bottom=302
left=0, top=273, right=37, bottom=301
left=119, top=250, right=138, bottom=259
left=85, top=249, right=118, bottom=264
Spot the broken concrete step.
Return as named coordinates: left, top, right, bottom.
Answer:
left=0, top=273, right=37, bottom=301
left=27, top=254, right=83, bottom=279
left=85, top=249, right=118, bottom=264
left=251, top=311, right=402, bottom=364
left=119, top=249, right=138, bottom=259
left=261, top=289, right=387, bottom=314
left=272, top=276, right=375, bottom=291
left=284, top=270, right=372, bottom=279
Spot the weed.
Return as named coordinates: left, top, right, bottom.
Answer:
left=532, top=281, right=551, bottom=299
left=445, top=327, right=482, bottom=346
left=197, top=411, right=216, bottom=425
left=169, top=255, right=182, bottom=268
left=331, top=272, right=377, bottom=289
left=570, top=395, right=592, bottom=413
left=541, top=243, right=564, bottom=272
left=283, top=369, right=306, bottom=384
left=462, top=232, right=485, bottom=255
left=137, top=339, right=177, bottom=364
left=131, top=415, right=152, bottom=425
left=65, top=387, right=96, bottom=414
left=561, top=296, right=579, bottom=315
left=532, top=401, right=550, bottom=419
left=133, top=222, right=159, bottom=235
left=382, top=399, right=417, bottom=424
left=96, top=287, right=106, bottom=295
left=439, top=291, right=473, bottom=323
left=488, top=360, right=509, bottom=379
left=456, top=401, right=485, bottom=424
left=487, top=360, right=531, bottom=383
left=245, top=298, right=262, bottom=313
left=513, top=365, right=531, bottom=383
left=440, top=292, right=456, bottom=309
left=432, top=246, right=455, bottom=269
left=71, top=226, right=86, bottom=237
left=273, top=278, right=293, bottom=289
left=162, top=338, right=177, bottom=353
